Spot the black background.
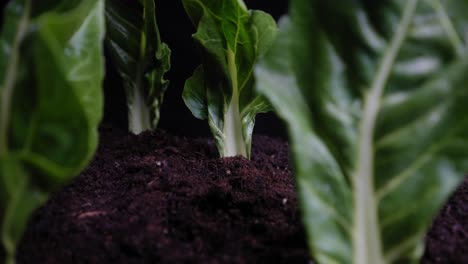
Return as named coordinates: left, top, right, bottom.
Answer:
left=1, top=0, right=290, bottom=139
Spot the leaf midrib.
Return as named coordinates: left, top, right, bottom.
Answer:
left=352, top=0, right=419, bottom=263
left=0, top=0, right=31, bottom=155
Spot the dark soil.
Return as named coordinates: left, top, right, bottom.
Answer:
left=422, top=178, right=468, bottom=263
left=16, top=126, right=468, bottom=263
left=17, top=126, right=310, bottom=264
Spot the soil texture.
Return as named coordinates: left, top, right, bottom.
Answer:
left=422, top=178, right=468, bottom=263
left=16, top=126, right=468, bottom=263
left=17, top=126, right=310, bottom=263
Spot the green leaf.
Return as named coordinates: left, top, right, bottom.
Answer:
left=256, top=0, right=468, bottom=263
left=0, top=157, right=46, bottom=264
left=0, top=0, right=105, bottom=261
left=105, top=0, right=171, bottom=134
left=182, top=0, right=277, bottom=158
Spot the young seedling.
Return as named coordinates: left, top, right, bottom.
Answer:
left=182, top=0, right=277, bottom=158
left=256, top=0, right=468, bottom=263
left=0, top=0, right=105, bottom=263
left=106, top=0, right=170, bottom=134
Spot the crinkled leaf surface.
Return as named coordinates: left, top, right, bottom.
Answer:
left=256, top=0, right=468, bottom=263
left=182, top=0, right=277, bottom=158
left=0, top=0, right=105, bottom=261
left=105, top=0, right=170, bottom=134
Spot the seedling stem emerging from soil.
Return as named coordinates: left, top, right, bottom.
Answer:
left=224, top=49, right=247, bottom=157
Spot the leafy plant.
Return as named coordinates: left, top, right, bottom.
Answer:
left=182, top=0, right=277, bottom=158
left=256, top=0, right=468, bottom=263
left=0, top=0, right=105, bottom=262
left=105, top=0, right=170, bottom=134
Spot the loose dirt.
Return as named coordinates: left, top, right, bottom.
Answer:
left=17, top=126, right=467, bottom=263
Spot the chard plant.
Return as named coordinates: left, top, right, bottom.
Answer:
left=105, top=0, right=170, bottom=134
left=182, top=0, right=277, bottom=158
left=0, top=0, right=105, bottom=262
left=256, top=0, right=468, bottom=263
